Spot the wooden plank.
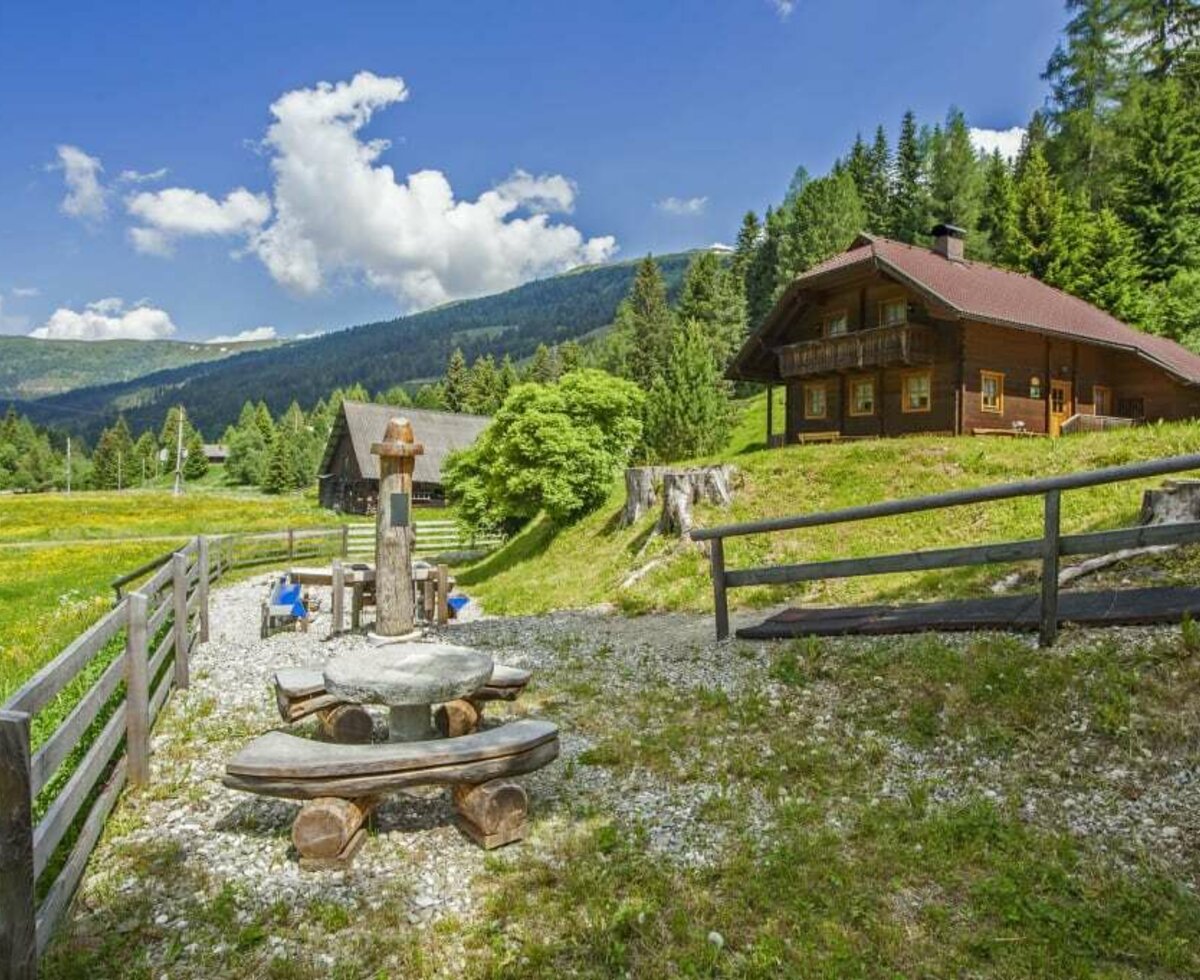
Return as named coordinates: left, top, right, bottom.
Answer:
left=3, top=602, right=127, bottom=717
left=147, top=592, right=172, bottom=636
left=710, top=538, right=729, bottom=640
left=124, top=593, right=150, bottom=786
left=35, top=758, right=126, bottom=958
left=148, top=631, right=173, bottom=682
left=172, top=554, right=189, bottom=690
left=331, top=560, right=344, bottom=634
left=725, top=538, right=1044, bottom=589
left=29, top=652, right=125, bottom=797
left=692, top=451, right=1200, bottom=541
left=197, top=536, right=210, bottom=644
left=1040, top=490, right=1061, bottom=647
left=32, top=703, right=125, bottom=880
left=148, top=667, right=171, bottom=724
left=1060, top=520, right=1200, bottom=556
left=0, top=710, right=36, bottom=980
left=226, top=718, right=558, bottom=779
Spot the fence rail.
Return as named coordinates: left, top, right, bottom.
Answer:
left=692, top=452, right=1200, bottom=643
left=344, top=520, right=502, bottom=557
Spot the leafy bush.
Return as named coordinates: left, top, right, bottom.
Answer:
left=444, top=369, right=643, bottom=529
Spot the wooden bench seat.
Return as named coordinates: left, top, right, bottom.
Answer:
left=273, top=663, right=533, bottom=742
left=223, top=718, right=559, bottom=864
left=796, top=430, right=841, bottom=445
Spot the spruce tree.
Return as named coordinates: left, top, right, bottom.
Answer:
left=262, top=431, right=295, bottom=494
left=929, top=107, right=984, bottom=236
left=558, top=340, right=583, bottom=376
left=979, top=150, right=1021, bottom=266
left=1015, top=144, right=1067, bottom=279
left=677, top=251, right=747, bottom=367
left=413, top=383, right=447, bottom=410
left=864, top=125, right=893, bottom=234
left=891, top=109, right=932, bottom=242
left=612, top=256, right=675, bottom=389
left=466, top=355, right=502, bottom=413
left=526, top=343, right=560, bottom=384
left=443, top=348, right=470, bottom=411
left=497, top=355, right=519, bottom=400
left=746, top=207, right=783, bottom=331
left=183, top=430, right=208, bottom=480
left=642, top=320, right=732, bottom=463
left=1081, top=208, right=1147, bottom=324
left=776, top=172, right=866, bottom=285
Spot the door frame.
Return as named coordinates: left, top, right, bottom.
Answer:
left=1049, top=379, right=1073, bottom=435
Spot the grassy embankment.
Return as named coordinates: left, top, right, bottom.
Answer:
left=459, top=393, right=1200, bottom=616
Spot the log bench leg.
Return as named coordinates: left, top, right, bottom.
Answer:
left=293, top=796, right=376, bottom=870
left=453, top=780, right=528, bottom=849
left=433, top=698, right=480, bottom=738
left=317, top=704, right=374, bottom=744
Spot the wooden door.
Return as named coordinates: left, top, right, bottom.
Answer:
left=1049, top=379, right=1073, bottom=435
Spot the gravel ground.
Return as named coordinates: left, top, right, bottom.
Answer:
left=58, top=574, right=1200, bottom=973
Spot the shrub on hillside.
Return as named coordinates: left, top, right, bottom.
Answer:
left=444, top=369, right=643, bottom=530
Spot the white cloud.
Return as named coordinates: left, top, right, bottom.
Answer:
left=969, top=126, right=1026, bottom=161
left=118, top=167, right=169, bottom=184
left=52, top=145, right=107, bottom=223
left=29, top=298, right=177, bottom=341
left=127, top=187, right=271, bottom=255
left=10, top=286, right=39, bottom=298
left=656, top=195, right=708, bottom=217
left=124, top=71, right=616, bottom=310
left=295, top=329, right=326, bottom=340
left=768, top=0, right=796, bottom=19
left=204, top=325, right=277, bottom=344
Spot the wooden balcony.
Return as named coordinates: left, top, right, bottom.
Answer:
left=776, top=322, right=935, bottom=378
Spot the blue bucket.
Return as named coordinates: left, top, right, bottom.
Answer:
left=447, top=594, right=470, bottom=617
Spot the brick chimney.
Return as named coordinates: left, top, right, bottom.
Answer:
left=931, top=223, right=966, bottom=262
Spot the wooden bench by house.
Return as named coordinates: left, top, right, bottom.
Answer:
left=796, top=431, right=841, bottom=445
left=223, top=718, right=559, bottom=866
left=273, top=663, right=533, bottom=743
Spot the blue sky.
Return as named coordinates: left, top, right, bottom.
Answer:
left=0, top=1, right=1065, bottom=343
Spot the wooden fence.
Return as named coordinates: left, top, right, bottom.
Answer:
left=1, top=524, right=353, bottom=977
left=344, top=520, right=502, bottom=558
left=691, top=452, right=1200, bottom=644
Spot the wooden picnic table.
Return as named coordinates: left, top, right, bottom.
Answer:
left=287, top=560, right=455, bottom=633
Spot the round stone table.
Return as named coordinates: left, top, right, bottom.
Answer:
left=324, top=642, right=494, bottom=742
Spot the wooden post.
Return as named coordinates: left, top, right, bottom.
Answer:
left=125, top=593, right=151, bottom=787
left=710, top=537, right=729, bottom=641
left=370, top=418, right=424, bottom=636
left=331, top=559, right=345, bottom=635
left=196, top=535, right=210, bottom=643
left=341, top=525, right=349, bottom=558
left=0, top=709, right=36, bottom=979
left=287, top=528, right=295, bottom=562
left=172, top=552, right=190, bottom=689
left=436, top=564, right=450, bottom=626
left=766, top=383, right=774, bottom=447
left=1040, top=489, right=1061, bottom=647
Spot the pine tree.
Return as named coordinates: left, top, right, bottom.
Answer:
left=1046, top=190, right=1095, bottom=292
left=443, top=348, right=470, bottom=411
left=642, top=319, right=732, bottom=463
left=979, top=150, right=1021, bottom=266
left=776, top=171, right=866, bottom=286
left=183, top=430, right=208, bottom=480
left=254, top=402, right=275, bottom=443
left=92, top=416, right=134, bottom=490
left=929, top=107, right=984, bottom=237
left=1080, top=208, right=1147, bottom=324
left=1014, top=143, right=1067, bottom=279
left=526, top=343, right=560, bottom=384
left=891, top=109, right=932, bottom=242
left=731, top=211, right=761, bottom=291
left=466, top=355, right=502, bottom=414
left=497, top=355, right=519, bottom=401
left=864, top=125, right=893, bottom=233
left=261, top=431, right=295, bottom=494
left=132, top=432, right=157, bottom=485
left=558, top=340, right=583, bottom=376
left=158, top=405, right=196, bottom=448
left=1117, top=76, right=1200, bottom=283
left=611, top=256, right=676, bottom=389
left=413, top=383, right=447, bottom=410
left=1015, top=110, right=1051, bottom=179
left=377, top=385, right=412, bottom=407
left=745, top=207, right=783, bottom=331
left=677, top=251, right=747, bottom=367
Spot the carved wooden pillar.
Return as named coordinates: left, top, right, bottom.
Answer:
left=370, top=418, right=425, bottom=636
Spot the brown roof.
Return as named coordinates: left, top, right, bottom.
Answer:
left=318, top=401, right=490, bottom=485
left=733, top=234, right=1200, bottom=384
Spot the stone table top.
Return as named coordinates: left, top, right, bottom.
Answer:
left=323, top=642, right=493, bottom=707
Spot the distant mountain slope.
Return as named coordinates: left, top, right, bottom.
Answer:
left=0, top=336, right=282, bottom=401
left=22, top=252, right=696, bottom=441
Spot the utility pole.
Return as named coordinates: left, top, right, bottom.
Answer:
left=172, top=405, right=185, bottom=496
left=66, top=436, right=71, bottom=494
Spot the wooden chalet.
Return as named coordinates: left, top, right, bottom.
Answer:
left=317, top=401, right=490, bottom=514
left=730, top=225, right=1200, bottom=443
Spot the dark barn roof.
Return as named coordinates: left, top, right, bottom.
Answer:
left=318, top=401, right=491, bottom=486
left=730, top=233, right=1200, bottom=385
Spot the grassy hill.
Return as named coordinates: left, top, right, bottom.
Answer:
left=19, top=251, right=697, bottom=441
left=0, top=335, right=281, bottom=401
left=459, top=398, right=1200, bottom=618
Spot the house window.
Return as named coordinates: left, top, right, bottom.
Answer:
left=804, top=383, right=828, bottom=420
left=849, top=376, right=876, bottom=416
left=1093, top=385, right=1113, bottom=416
left=981, top=371, right=1004, bottom=414
left=1117, top=396, right=1145, bottom=419
left=880, top=298, right=908, bottom=327
left=902, top=370, right=932, bottom=413
left=825, top=311, right=848, bottom=337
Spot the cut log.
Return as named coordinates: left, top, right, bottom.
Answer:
left=453, top=780, right=528, bottom=849
left=658, top=465, right=737, bottom=537
left=292, top=796, right=373, bottom=860
left=1141, top=480, right=1200, bottom=525
left=623, top=466, right=665, bottom=526
left=433, top=699, right=480, bottom=738
left=317, top=704, right=374, bottom=744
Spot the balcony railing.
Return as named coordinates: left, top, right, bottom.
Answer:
left=776, top=322, right=935, bottom=378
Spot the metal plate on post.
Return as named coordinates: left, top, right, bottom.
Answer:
left=390, top=491, right=411, bottom=528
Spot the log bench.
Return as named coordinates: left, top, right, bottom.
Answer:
left=796, top=430, right=842, bottom=445
left=273, top=663, right=533, bottom=743
left=222, top=718, right=559, bottom=866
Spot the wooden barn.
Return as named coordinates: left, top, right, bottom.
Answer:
left=730, top=225, right=1200, bottom=443
left=317, top=401, right=490, bottom=514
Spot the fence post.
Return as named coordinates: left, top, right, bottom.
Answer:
left=341, top=525, right=349, bottom=558
left=196, top=536, right=210, bottom=644
left=172, top=553, right=190, bottom=689
left=1040, top=489, right=1061, bottom=647
left=331, top=559, right=344, bottom=635
left=125, top=593, right=151, bottom=787
left=287, top=528, right=295, bottom=562
left=710, top=537, right=729, bottom=641
left=0, top=709, right=36, bottom=979
left=436, top=564, right=449, bottom=626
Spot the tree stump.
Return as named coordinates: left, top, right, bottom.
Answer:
left=293, top=797, right=374, bottom=869
left=622, top=466, right=665, bottom=525
left=433, top=698, right=480, bottom=738
left=1141, top=479, right=1200, bottom=525
left=453, top=780, right=528, bottom=849
left=317, top=704, right=374, bottom=744
left=658, top=465, right=737, bottom=537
